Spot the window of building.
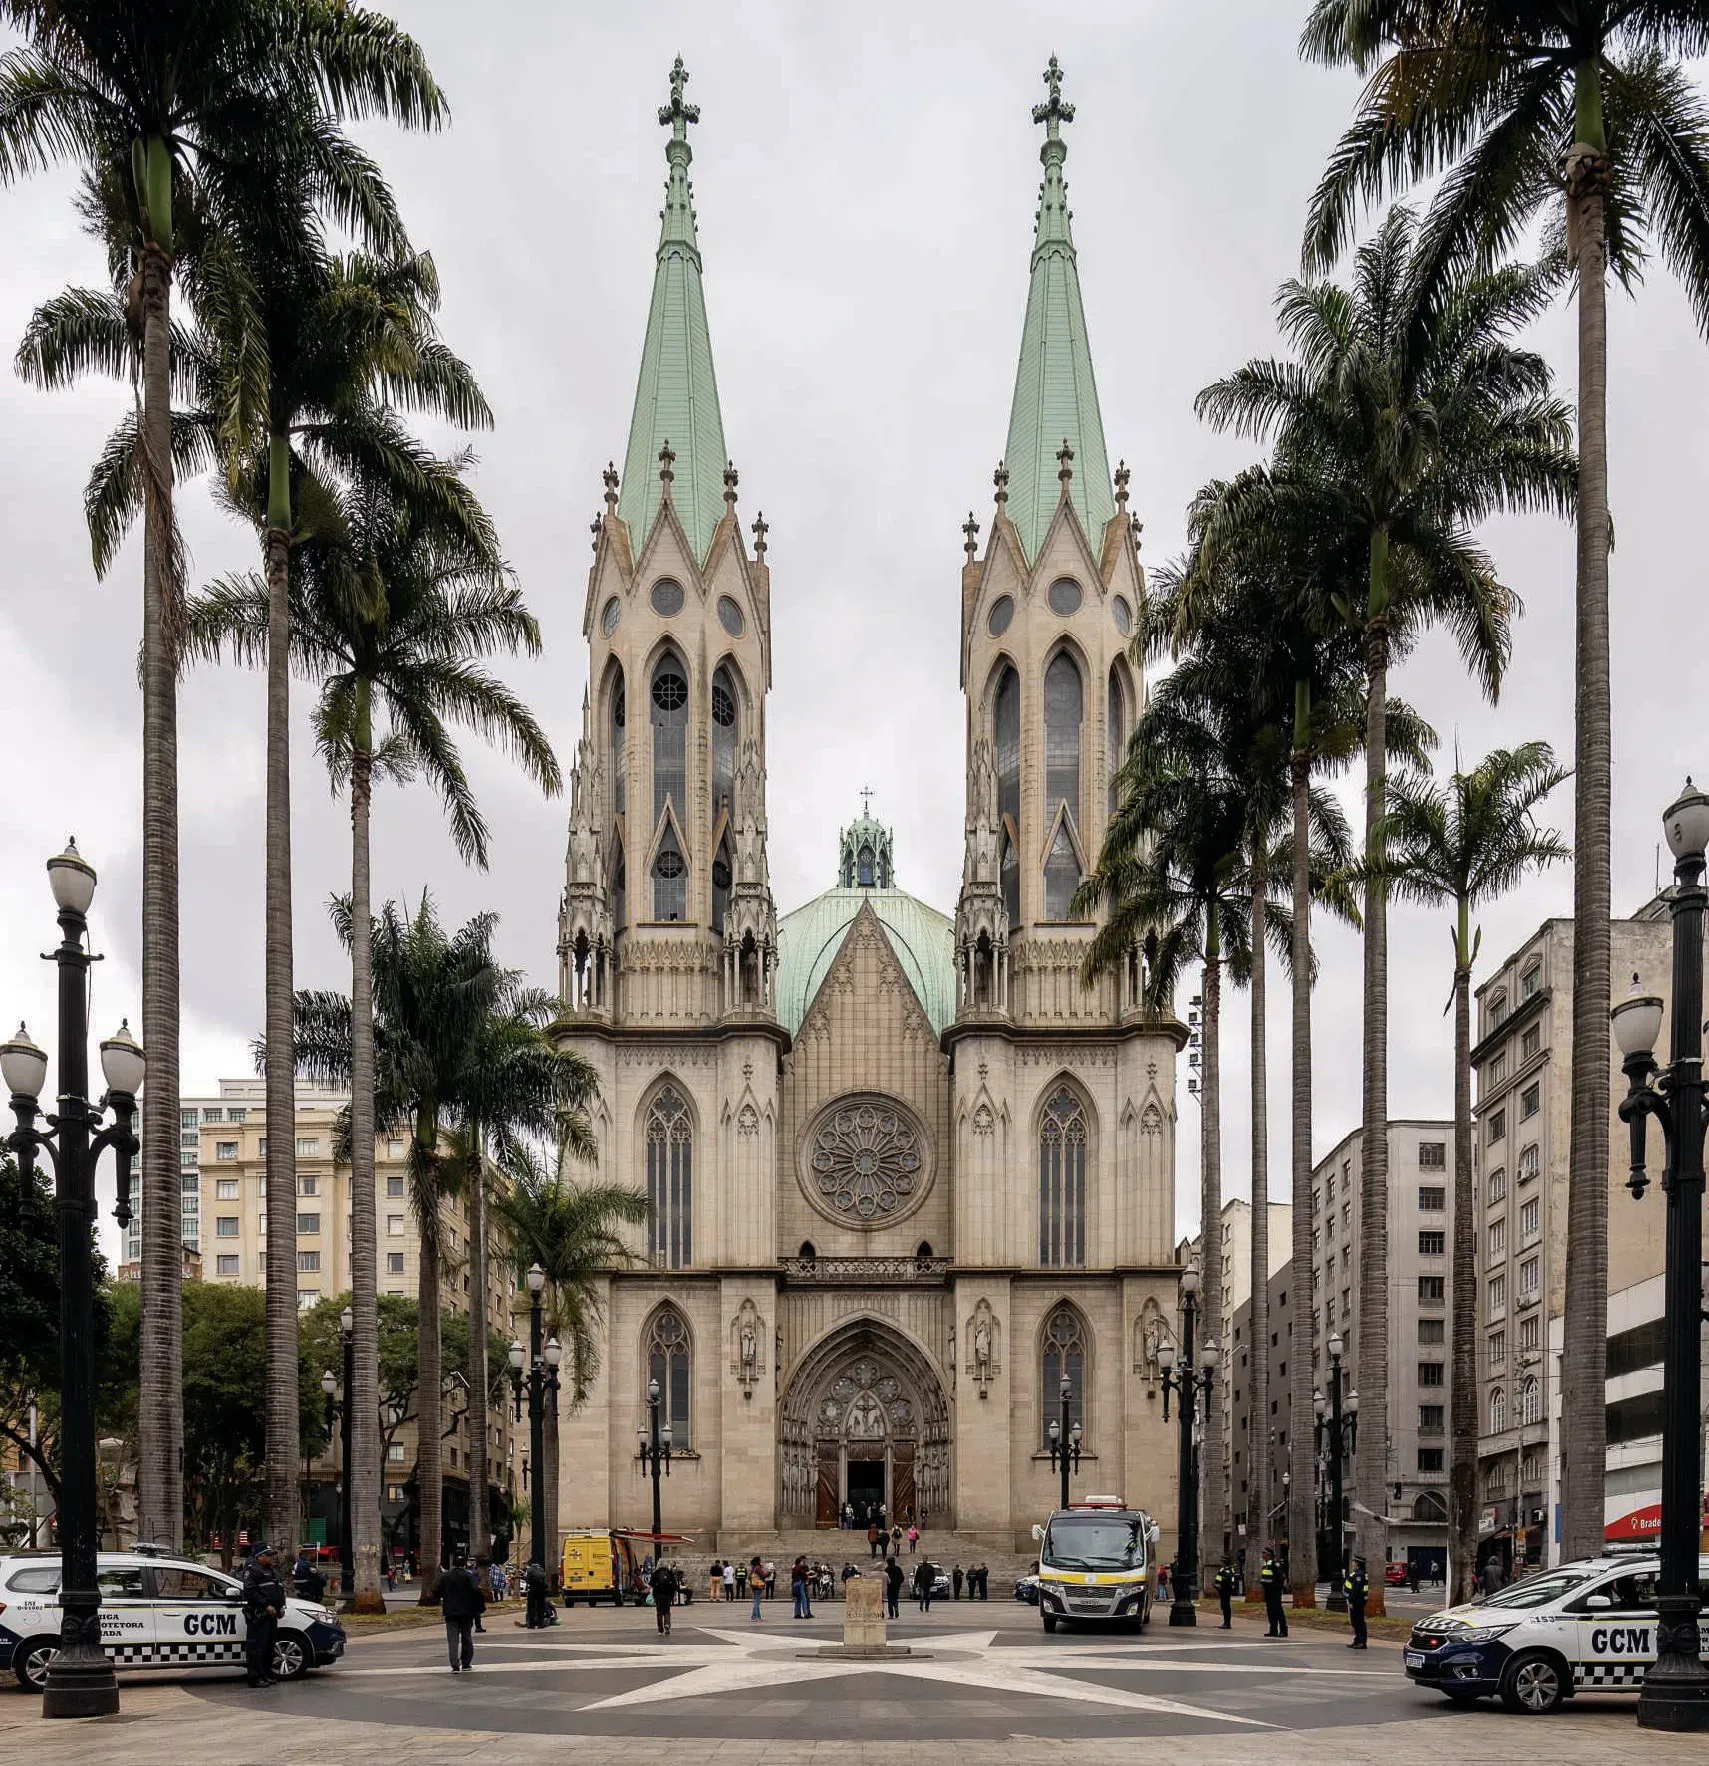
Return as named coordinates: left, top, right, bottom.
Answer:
left=215, top=1254, right=239, bottom=1277
left=650, top=826, right=687, bottom=923
left=215, top=1178, right=239, bottom=1201
left=226, top=1107, right=248, bottom=1124
left=1521, top=963, right=1541, bottom=1000
left=1418, top=1317, right=1444, bottom=1345
left=645, top=1305, right=693, bottom=1451
left=1419, top=1404, right=1444, bottom=1433
left=1488, top=1328, right=1506, bottom=1368
left=1518, top=1314, right=1539, bottom=1354
left=1041, top=652, right=1084, bottom=920
left=650, top=649, right=689, bottom=833
left=387, top=1174, right=405, bottom=1197
left=215, top=1216, right=240, bottom=1238
left=1038, top=1087, right=1088, bottom=1266
left=387, top=1215, right=405, bottom=1237
left=1489, top=1387, right=1507, bottom=1432
left=1518, top=1256, right=1539, bottom=1302
left=1418, top=1230, right=1445, bottom=1256
left=203, top=1107, right=223, bottom=1123
left=1520, top=1451, right=1543, bottom=1491
left=1489, top=1052, right=1507, bottom=1086
left=297, top=1212, right=321, bottom=1235
left=1520, top=1376, right=1541, bottom=1426
left=387, top=1139, right=405, bottom=1160
left=387, top=1251, right=405, bottom=1275
left=1041, top=1304, right=1087, bottom=1448
left=1488, top=1167, right=1507, bottom=1205
left=181, top=1151, right=199, bottom=1169
left=1418, top=1186, right=1445, bottom=1211
left=300, top=1175, right=317, bottom=1196
left=215, top=1141, right=238, bottom=1161
left=1311, top=1186, right=1322, bottom=1215
left=388, top=1443, right=405, bottom=1463
left=296, top=1136, right=320, bottom=1157
left=1488, top=1217, right=1506, bottom=1257
left=1487, top=1109, right=1506, bottom=1144
left=180, top=1108, right=198, bottom=1130
left=710, top=662, right=739, bottom=824
left=1418, top=1275, right=1444, bottom=1304
left=1520, top=1084, right=1539, bottom=1121
left=646, top=1085, right=694, bottom=1269
left=1522, top=1024, right=1540, bottom=1060
left=1418, top=1361, right=1444, bottom=1386
left=993, top=664, right=1021, bottom=928
left=1489, top=989, right=1509, bottom=1028
left=1518, top=1143, right=1539, bottom=1185
left=1488, top=1272, right=1508, bottom=1319
left=297, top=1250, right=320, bottom=1273
left=1519, top=1197, right=1539, bottom=1240
left=1418, top=1141, right=1446, bottom=1170
left=1107, top=668, right=1127, bottom=817
left=180, top=1130, right=198, bottom=1150
left=1418, top=1447, right=1445, bottom=1473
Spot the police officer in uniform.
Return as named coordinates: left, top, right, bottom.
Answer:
left=241, top=1545, right=287, bottom=1686
left=1259, top=1546, right=1288, bottom=1637
left=1213, top=1557, right=1235, bottom=1629
left=1345, top=1555, right=1369, bottom=1649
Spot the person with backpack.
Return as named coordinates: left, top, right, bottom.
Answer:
left=651, top=1558, right=679, bottom=1636
left=440, top=1550, right=487, bottom=1673
left=884, top=1554, right=904, bottom=1619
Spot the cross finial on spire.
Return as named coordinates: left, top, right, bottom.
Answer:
left=752, top=510, right=768, bottom=558
left=859, top=785, right=874, bottom=817
left=723, top=459, right=739, bottom=511
left=1057, top=438, right=1075, bottom=499
left=993, top=461, right=1009, bottom=506
left=659, top=439, right=675, bottom=496
left=602, top=461, right=620, bottom=512
left=1032, top=54, right=1074, bottom=141
left=963, top=511, right=980, bottom=559
left=659, top=55, right=699, bottom=141
left=1114, top=460, right=1130, bottom=511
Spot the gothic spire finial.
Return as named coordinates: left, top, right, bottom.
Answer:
left=723, top=459, right=739, bottom=512
left=963, top=511, right=980, bottom=560
left=993, top=461, right=1009, bottom=507
left=602, top=461, right=620, bottom=512
left=1032, top=54, right=1074, bottom=143
left=659, top=54, right=699, bottom=142
left=1057, top=438, right=1075, bottom=500
left=659, top=438, right=676, bottom=497
left=751, top=509, right=768, bottom=559
left=1114, top=459, right=1130, bottom=511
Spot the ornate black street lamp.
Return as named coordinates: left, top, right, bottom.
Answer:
left=2, top=840, right=143, bottom=1719
left=320, top=1305, right=356, bottom=1602
left=1046, top=1373, right=1081, bottom=1512
left=639, top=1376, right=673, bottom=1541
left=1313, top=1331, right=1358, bottom=1613
left=508, top=1263, right=560, bottom=1580
left=1158, top=1262, right=1218, bottom=1627
left=1610, top=777, right=1709, bottom=1735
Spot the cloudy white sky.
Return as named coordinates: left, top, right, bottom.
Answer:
left=2, top=1, right=1704, bottom=1243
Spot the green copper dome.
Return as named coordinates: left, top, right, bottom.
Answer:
left=776, top=814, right=955, bottom=1036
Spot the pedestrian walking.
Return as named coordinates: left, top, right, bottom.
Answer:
left=240, top=1545, right=286, bottom=1687
left=867, top=1522, right=880, bottom=1560
left=791, top=1556, right=808, bottom=1619
left=651, top=1559, right=679, bottom=1636
left=890, top=1525, right=903, bottom=1558
left=749, top=1556, right=765, bottom=1621
left=952, top=1564, right=963, bottom=1601
left=1213, top=1557, right=1235, bottom=1629
left=723, top=1559, right=736, bottom=1603
left=906, top=1523, right=919, bottom=1555
left=1345, top=1556, right=1369, bottom=1649
left=1158, top=1563, right=1171, bottom=1607
left=1408, top=1558, right=1420, bottom=1594
left=913, top=1561, right=933, bottom=1612
left=1259, top=1547, right=1288, bottom=1638
left=884, top=1554, right=903, bottom=1619
left=441, top=1550, right=486, bottom=1672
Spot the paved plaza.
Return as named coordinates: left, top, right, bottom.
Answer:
left=1, top=1600, right=1704, bottom=1765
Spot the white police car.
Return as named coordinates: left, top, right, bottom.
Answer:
left=0, top=1549, right=346, bottom=1691
left=1404, top=1551, right=1709, bottom=1714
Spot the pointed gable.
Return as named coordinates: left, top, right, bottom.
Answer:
left=1001, top=56, right=1115, bottom=567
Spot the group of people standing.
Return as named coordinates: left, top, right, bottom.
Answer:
left=1205, top=1547, right=1369, bottom=1647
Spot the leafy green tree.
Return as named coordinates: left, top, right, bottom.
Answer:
left=1194, top=211, right=1573, bottom=1597
left=0, top=0, right=444, bottom=1547
left=1377, top=744, right=1569, bottom=1600
left=1299, top=0, right=1709, bottom=1570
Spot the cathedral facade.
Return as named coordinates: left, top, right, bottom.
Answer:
left=554, top=59, right=1186, bottom=1550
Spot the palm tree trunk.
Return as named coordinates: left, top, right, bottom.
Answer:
left=1287, top=709, right=1317, bottom=1607
left=1356, top=560, right=1391, bottom=1617
left=1246, top=853, right=1269, bottom=1599
left=416, top=1173, right=444, bottom=1605
left=136, top=234, right=183, bottom=1550
left=1448, top=916, right=1478, bottom=1604
left=467, top=1137, right=490, bottom=1566
left=263, top=430, right=300, bottom=1556
left=1560, top=98, right=1612, bottom=1565
left=1200, top=901, right=1226, bottom=1575
left=347, top=701, right=383, bottom=1611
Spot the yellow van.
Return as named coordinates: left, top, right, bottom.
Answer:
left=559, top=1529, right=693, bottom=1608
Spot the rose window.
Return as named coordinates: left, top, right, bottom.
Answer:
left=809, top=1099, right=925, bottom=1221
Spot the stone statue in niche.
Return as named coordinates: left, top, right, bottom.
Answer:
left=731, top=1297, right=763, bottom=1397
left=966, top=1297, right=999, bottom=1399
left=1136, top=1297, right=1166, bottom=1380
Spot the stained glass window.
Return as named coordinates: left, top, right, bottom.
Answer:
left=994, top=665, right=1021, bottom=927
left=1039, top=1087, right=1088, bottom=1266
left=1041, top=1303, right=1086, bottom=1446
left=646, top=1087, right=693, bottom=1269
left=646, top=1306, right=692, bottom=1449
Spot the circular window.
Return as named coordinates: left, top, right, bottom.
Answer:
left=654, top=850, right=684, bottom=878
left=650, top=578, right=684, bottom=617
left=712, top=855, right=731, bottom=889
left=1048, top=577, right=1083, bottom=617
left=1112, top=595, right=1132, bottom=635
left=802, top=1094, right=930, bottom=1225
left=717, top=595, right=745, bottom=636
left=601, top=596, right=621, bottom=637
left=988, top=595, right=1014, bottom=637
left=651, top=669, right=688, bottom=712
left=712, top=683, right=736, bottom=727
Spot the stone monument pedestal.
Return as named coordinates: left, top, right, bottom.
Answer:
left=799, top=1572, right=917, bottom=1660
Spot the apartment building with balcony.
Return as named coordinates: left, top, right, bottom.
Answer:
left=1470, top=902, right=1675, bottom=1577
left=1307, top=1121, right=1455, bottom=1576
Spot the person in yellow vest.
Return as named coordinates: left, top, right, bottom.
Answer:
left=1345, top=1555, right=1369, bottom=1649
left=1259, top=1547, right=1288, bottom=1638
left=1212, top=1557, right=1235, bottom=1629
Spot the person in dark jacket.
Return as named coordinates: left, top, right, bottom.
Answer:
left=884, top=1555, right=903, bottom=1619
left=1345, top=1557, right=1369, bottom=1649
left=650, top=1559, right=679, bottom=1635
left=291, top=1549, right=327, bottom=1604
left=441, top=1551, right=487, bottom=1672
left=523, top=1559, right=551, bottom=1630
left=913, top=1560, right=933, bottom=1612
left=952, top=1564, right=963, bottom=1601
left=1213, top=1557, right=1235, bottom=1629
left=241, top=1546, right=287, bottom=1687
left=1259, top=1547, right=1288, bottom=1638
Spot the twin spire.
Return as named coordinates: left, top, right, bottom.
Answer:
left=614, top=55, right=1116, bottom=570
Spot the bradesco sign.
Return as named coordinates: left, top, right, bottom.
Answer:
left=1604, top=1502, right=1662, bottom=1542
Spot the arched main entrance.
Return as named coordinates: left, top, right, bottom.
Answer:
left=779, top=1319, right=951, bottom=1529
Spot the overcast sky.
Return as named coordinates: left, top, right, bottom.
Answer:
left=2, top=1, right=1705, bottom=1244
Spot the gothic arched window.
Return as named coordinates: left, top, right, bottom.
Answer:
left=646, top=1086, right=693, bottom=1268
left=1040, top=1303, right=1087, bottom=1448
left=650, top=652, right=689, bottom=827
left=611, top=839, right=626, bottom=931
left=1520, top=1376, right=1540, bottom=1426
left=1489, top=1386, right=1507, bottom=1433
left=652, top=826, right=686, bottom=922
left=646, top=1306, right=692, bottom=1450
left=711, top=663, right=739, bottom=824
left=608, top=667, right=627, bottom=818
left=993, top=664, right=1021, bottom=928
left=1107, top=666, right=1126, bottom=819
left=1042, top=651, right=1083, bottom=919
left=1038, top=1086, right=1088, bottom=1266
left=711, top=832, right=732, bottom=935
left=857, top=842, right=876, bottom=887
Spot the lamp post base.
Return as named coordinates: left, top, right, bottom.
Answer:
left=1636, top=1605, right=1709, bottom=1733
left=42, top=1646, right=120, bottom=1719
left=1168, top=1596, right=1197, bottom=1627
left=1326, top=1592, right=1347, bottom=1614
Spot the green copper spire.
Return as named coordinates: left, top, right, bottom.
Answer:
left=1001, top=56, right=1115, bottom=565
left=618, top=57, right=730, bottom=566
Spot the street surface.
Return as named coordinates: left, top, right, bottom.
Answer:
left=1, top=1597, right=1700, bottom=1764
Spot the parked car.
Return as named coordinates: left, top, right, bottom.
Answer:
left=1014, top=1574, right=1040, bottom=1605
left=1386, top=1561, right=1410, bottom=1587
left=0, top=1548, right=345, bottom=1692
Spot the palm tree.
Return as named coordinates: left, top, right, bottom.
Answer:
left=187, top=462, right=557, bottom=1606
left=1195, top=212, right=1574, bottom=1601
left=0, top=0, right=442, bottom=1550
left=1378, top=743, right=1570, bottom=1601
left=492, top=1145, right=648, bottom=1571
left=1300, top=0, right=1709, bottom=1576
